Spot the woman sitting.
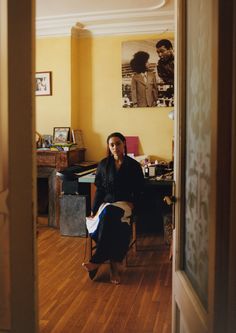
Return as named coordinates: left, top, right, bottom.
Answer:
left=82, top=132, right=144, bottom=284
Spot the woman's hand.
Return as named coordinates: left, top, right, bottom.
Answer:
left=126, top=202, right=134, bottom=210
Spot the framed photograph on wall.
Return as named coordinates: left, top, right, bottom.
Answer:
left=121, top=38, right=174, bottom=108
left=53, top=127, right=71, bottom=143
left=35, top=71, right=52, bottom=96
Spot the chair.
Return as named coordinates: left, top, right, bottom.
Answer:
left=125, top=215, right=137, bottom=266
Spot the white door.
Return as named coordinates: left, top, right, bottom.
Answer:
left=172, top=2, right=210, bottom=331
left=0, top=0, right=37, bottom=332
left=172, top=0, right=236, bottom=332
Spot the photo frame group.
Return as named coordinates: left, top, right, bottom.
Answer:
left=35, top=71, right=52, bottom=96
left=121, top=38, right=174, bottom=108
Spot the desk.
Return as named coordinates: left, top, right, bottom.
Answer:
left=140, top=178, right=173, bottom=233
left=37, top=148, right=86, bottom=227
left=78, top=173, right=173, bottom=233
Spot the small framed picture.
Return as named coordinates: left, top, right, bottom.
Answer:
left=35, top=71, right=52, bottom=96
left=53, top=127, right=71, bottom=143
left=71, top=129, right=85, bottom=148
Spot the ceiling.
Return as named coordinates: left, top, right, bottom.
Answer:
left=36, top=0, right=174, bottom=37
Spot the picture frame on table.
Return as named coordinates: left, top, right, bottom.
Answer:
left=53, top=127, right=71, bottom=143
left=71, top=129, right=85, bottom=148
left=35, top=71, right=52, bottom=96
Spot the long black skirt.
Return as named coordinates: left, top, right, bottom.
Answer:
left=90, top=204, right=132, bottom=264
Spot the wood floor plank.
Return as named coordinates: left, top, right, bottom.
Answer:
left=38, top=225, right=172, bottom=333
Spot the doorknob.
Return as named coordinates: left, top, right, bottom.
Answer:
left=163, top=195, right=176, bottom=205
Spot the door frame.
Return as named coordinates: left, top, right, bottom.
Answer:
left=208, top=0, right=236, bottom=332
left=0, top=0, right=38, bottom=331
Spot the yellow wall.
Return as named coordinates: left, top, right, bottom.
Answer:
left=36, top=37, right=71, bottom=135
left=37, top=32, right=174, bottom=162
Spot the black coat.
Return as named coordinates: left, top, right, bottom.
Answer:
left=92, top=155, right=144, bottom=214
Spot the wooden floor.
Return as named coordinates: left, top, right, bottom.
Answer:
left=37, top=221, right=172, bottom=333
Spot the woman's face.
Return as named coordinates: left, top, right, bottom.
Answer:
left=108, top=136, right=125, bottom=159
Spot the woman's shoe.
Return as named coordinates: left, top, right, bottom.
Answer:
left=82, top=262, right=100, bottom=280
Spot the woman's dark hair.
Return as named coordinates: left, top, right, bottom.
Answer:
left=106, top=132, right=127, bottom=156
left=156, top=39, right=173, bottom=50
left=130, top=51, right=150, bottom=73
left=105, top=132, right=127, bottom=190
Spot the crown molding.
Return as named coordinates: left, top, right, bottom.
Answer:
left=72, top=17, right=174, bottom=38
left=36, top=1, right=174, bottom=37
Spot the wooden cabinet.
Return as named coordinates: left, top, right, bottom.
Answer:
left=36, top=148, right=86, bottom=171
left=37, top=148, right=86, bottom=228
